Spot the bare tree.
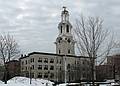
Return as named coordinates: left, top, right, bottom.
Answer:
left=0, top=34, right=20, bottom=84
left=74, top=16, right=115, bottom=85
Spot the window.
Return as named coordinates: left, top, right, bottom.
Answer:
left=82, top=61, right=85, bottom=64
left=67, top=64, right=70, bottom=69
left=33, top=58, right=34, bottom=62
left=38, top=58, right=42, bottom=62
left=60, top=66, right=61, bottom=70
left=22, top=67, right=24, bottom=70
left=32, top=65, right=34, bottom=70
left=38, top=65, right=42, bottom=70
left=56, top=59, right=59, bottom=64
left=44, top=65, right=48, bottom=70
left=25, top=60, right=27, bottom=64
left=83, top=73, right=86, bottom=78
left=50, top=73, right=54, bottom=78
left=61, top=27, right=62, bottom=33
left=82, top=68, right=85, bottom=71
left=26, top=67, right=27, bottom=70
left=58, top=40, right=60, bottom=43
left=31, top=58, right=34, bottom=63
left=66, top=25, right=69, bottom=32
left=50, top=59, right=54, bottom=63
left=44, top=58, right=48, bottom=63
left=60, top=59, right=61, bottom=64
left=68, top=49, right=70, bottom=54
left=59, top=50, right=61, bottom=54
left=26, top=73, right=29, bottom=77
left=38, top=73, right=42, bottom=78
left=71, top=73, right=74, bottom=80
left=77, top=61, right=79, bottom=64
left=31, top=73, right=34, bottom=78
left=50, top=66, right=54, bottom=70
left=44, top=73, right=48, bottom=78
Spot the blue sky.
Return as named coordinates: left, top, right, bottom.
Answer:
left=0, top=0, right=120, bottom=54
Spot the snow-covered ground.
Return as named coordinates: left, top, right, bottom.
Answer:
left=57, top=83, right=80, bottom=86
left=0, top=77, right=119, bottom=86
left=0, top=77, right=54, bottom=86
left=57, top=82, right=120, bottom=86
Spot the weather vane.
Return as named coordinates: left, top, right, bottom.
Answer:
left=63, top=6, right=66, bottom=11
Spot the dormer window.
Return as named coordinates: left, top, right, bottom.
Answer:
left=66, top=25, right=69, bottom=33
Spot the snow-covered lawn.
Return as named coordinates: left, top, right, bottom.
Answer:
left=0, top=77, right=54, bottom=86
left=0, top=77, right=119, bottom=86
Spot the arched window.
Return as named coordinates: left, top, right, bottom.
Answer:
left=68, top=49, right=70, bottom=54
left=66, top=25, right=69, bottom=32
left=61, top=26, right=62, bottom=33
left=59, top=50, right=61, bottom=54
left=58, top=40, right=60, bottom=43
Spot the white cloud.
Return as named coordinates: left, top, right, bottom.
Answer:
left=0, top=0, right=120, bottom=54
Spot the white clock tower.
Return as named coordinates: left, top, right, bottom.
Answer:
left=55, top=7, right=75, bottom=55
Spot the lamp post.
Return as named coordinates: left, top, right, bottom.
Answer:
left=48, top=71, right=50, bottom=81
left=46, top=71, right=50, bottom=86
left=29, top=66, right=32, bottom=84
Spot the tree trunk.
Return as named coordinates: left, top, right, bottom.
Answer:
left=4, top=64, right=8, bottom=84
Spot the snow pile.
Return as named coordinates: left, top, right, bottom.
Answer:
left=0, top=80, right=4, bottom=84
left=0, top=77, right=54, bottom=86
left=57, top=83, right=80, bottom=86
left=57, top=83, right=67, bottom=86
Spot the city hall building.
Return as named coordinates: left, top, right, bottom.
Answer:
left=20, top=7, right=91, bottom=82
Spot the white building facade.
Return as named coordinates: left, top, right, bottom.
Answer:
left=20, top=7, right=91, bottom=82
